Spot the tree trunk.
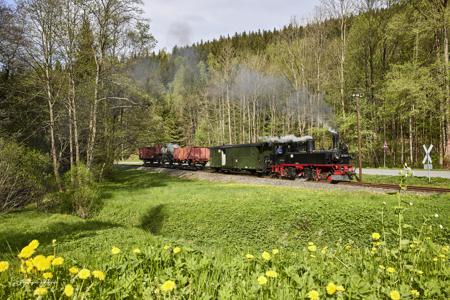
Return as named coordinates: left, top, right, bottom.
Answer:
left=401, top=122, right=404, bottom=164
left=68, top=87, right=74, bottom=184
left=444, top=26, right=450, bottom=167
left=71, top=75, right=80, bottom=166
left=409, top=109, right=414, bottom=165
left=340, top=14, right=346, bottom=117
left=87, top=55, right=101, bottom=169
left=226, top=83, right=232, bottom=144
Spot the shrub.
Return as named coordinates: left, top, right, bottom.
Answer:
left=42, top=165, right=102, bottom=218
left=0, top=138, right=51, bottom=213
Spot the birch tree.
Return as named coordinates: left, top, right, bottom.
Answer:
left=22, top=0, right=63, bottom=189
left=321, top=0, right=355, bottom=116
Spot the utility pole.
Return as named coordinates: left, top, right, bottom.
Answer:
left=354, top=93, right=363, bottom=182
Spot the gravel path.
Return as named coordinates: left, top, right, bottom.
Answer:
left=137, top=166, right=397, bottom=194
left=362, top=168, right=450, bottom=179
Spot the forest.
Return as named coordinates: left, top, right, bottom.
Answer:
left=0, top=0, right=449, bottom=211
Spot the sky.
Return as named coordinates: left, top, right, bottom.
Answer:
left=142, top=0, right=321, bottom=51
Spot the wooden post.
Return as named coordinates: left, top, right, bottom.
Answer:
left=355, top=93, right=363, bottom=182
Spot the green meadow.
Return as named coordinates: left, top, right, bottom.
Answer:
left=1, top=167, right=449, bottom=299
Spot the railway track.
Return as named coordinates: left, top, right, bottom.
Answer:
left=138, top=164, right=450, bottom=194
left=341, top=181, right=450, bottom=194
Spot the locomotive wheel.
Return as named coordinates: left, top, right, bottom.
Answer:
left=304, top=168, right=313, bottom=180
left=286, top=167, right=297, bottom=180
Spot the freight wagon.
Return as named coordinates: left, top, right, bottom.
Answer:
left=139, top=144, right=209, bottom=169
left=173, top=147, right=210, bottom=167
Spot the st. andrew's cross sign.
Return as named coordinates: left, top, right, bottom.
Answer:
left=422, top=144, right=433, bottom=182
left=422, top=144, right=433, bottom=166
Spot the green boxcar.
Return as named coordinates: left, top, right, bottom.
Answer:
left=209, top=143, right=273, bottom=173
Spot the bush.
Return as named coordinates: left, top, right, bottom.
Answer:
left=0, top=138, right=51, bottom=213
left=42, top=165, right=102, bottom=218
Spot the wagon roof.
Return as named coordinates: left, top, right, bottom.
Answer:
left=209, top=142, right=271, bottom=149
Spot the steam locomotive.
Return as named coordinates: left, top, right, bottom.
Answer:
left=139, top=131, right=354, bottom=182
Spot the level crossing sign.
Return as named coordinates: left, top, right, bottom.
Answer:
left=422, top=144, right=433, bottom=172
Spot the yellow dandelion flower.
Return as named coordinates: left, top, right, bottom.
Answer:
left=111, top=246, right=121, bottom=255
left=28, top=240, right=40, bottom=250
left=433, top=257, right=438, bottom=262
left=307, top=289, right=320, bottom=300
left=173, top=247, right=181, bottom=254
left=261, top=251, right=271, bottom=261
left=163, top=245, right=170, bottom=250
left=64, top=284, right=74, bottom=297
left=92, top=270, right=105, bottom=281
left=133, top=248, right=141, bottom=254
left=336, top=285, right=345, bottom=292
left=386, top=267, right=396, bottom=274
left=52, top=257, right=64, bottom=266
left=160, top=280, right=176, bottom=293
left=78, top=268, right=91, bottom=280
left=265, top=270, right=278, bottom=278
left=371, top=232, right=381, bottom=240
left=69, top=266, right=79, bottom=275
left=410, top=290, right=420, bottom=298
left=25, top=259, right=34, bottom=273
left=18, top=245, right=35, bottom=259
left=42, top=272, right=53, bottom=279
left=33, top=287, right=48, bottom=297
left=272, top=249, right=279, bottom=255
left=46, top=255, right=55, bottom=263
left=245, top=254, right=254, bottom=260
left=390, top=290, right=400, bottom=300
left=307, top=243, right=317, bottom=252
left=326, top=282, right=337, bottom=295
left=345, top=245, right=352, bottom=251
left=257, top=275, right=268, bottom=286
left=33, top=255, right=51, bottom=271
left=0, top=261, right=9, bottom=272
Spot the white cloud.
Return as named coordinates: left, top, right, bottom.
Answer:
left=142, top=0, right=320, bottom=51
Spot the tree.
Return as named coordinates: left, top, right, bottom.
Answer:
left=22, top=0, right=63, bottom=190
left=321, top=0, right=356, bottom=116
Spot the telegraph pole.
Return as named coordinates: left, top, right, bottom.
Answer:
left=354, top=93, right=363, bottom=182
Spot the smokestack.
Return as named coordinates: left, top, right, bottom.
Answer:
left=331, top=132, right=339, bottom=149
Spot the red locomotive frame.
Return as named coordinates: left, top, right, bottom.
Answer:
left=270, top=163, right=354, bottom=182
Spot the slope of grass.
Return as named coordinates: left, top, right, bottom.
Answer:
left=1, top=167, right=449, bottom=265
left=1, top=167, right=449, bottom=299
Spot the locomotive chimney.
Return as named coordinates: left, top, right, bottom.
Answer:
left=307, top=139, right=315, bottom=152
left=332, top=132, right=339, bottom=149
left=328, top=128, right=339, bottom=149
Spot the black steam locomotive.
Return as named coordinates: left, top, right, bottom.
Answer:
left=209, top=131, right=354, bottom=182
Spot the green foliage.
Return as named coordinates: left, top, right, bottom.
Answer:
left=42, top=165, right=102, bottom=218
left=0, top=138, right=51, bottom=212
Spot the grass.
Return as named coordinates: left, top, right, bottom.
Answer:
left=361, top=174, right=450, bottom=189
left=0, top=167, right=449, bottom=298
left=1, top=167, right=449, bottom=262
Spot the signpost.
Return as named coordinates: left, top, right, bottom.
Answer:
left=422, top=144, right=433, bottom=182
left=383, top=141, right=388, bottom=168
